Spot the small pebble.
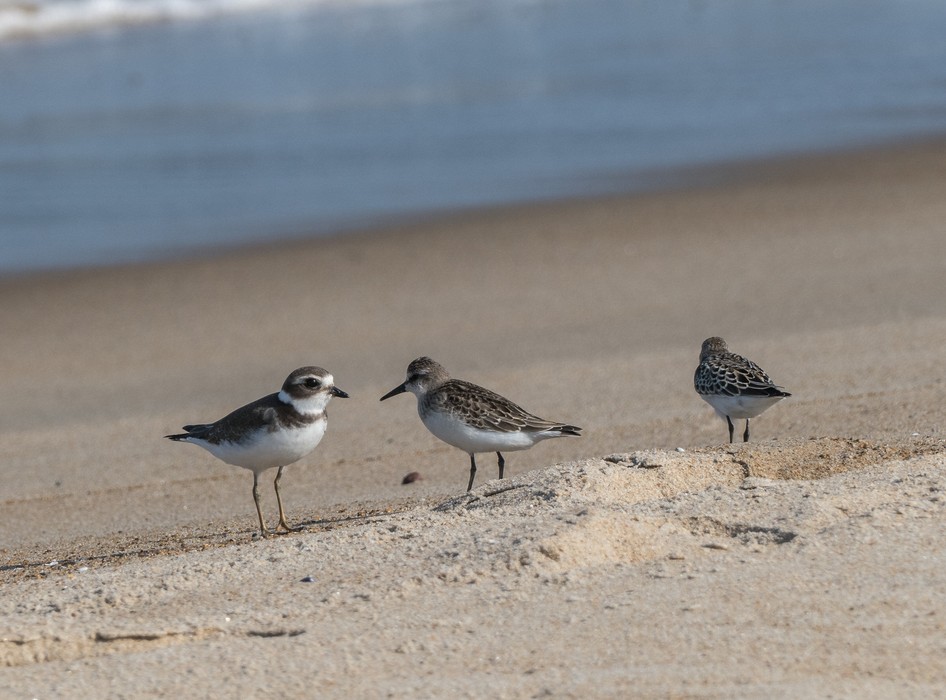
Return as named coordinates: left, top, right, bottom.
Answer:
left=703, top=542, right=729, bottom=551
left=300, top=576, right=316, bottom=583
left=675, top=447, right=686, bottom=453
left=401, top=471, right=423, bottom=485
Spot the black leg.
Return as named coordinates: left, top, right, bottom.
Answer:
left=743, top=419, right=750, bottom=443
left=726, top=416, right=735, bottom=444
left=467, top=453, right=477, bottom=492
left=497, top=452, right=505, bottom=479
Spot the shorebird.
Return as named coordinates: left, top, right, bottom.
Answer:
left=694, top=337, right=790, bottom=443
left=166, top=367, right=348, bottom=536
left=380, top=356, right=581, bottom=491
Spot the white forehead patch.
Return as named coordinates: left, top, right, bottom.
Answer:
left=298, top=372, right=333, bottom=387
left=278, top=373, right=333, bottom=404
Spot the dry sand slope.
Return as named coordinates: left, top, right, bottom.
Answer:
left=3, top=437, right=946, bottom=697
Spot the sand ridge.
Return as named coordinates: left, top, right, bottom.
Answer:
left=3, top=437, right=946, bottom=696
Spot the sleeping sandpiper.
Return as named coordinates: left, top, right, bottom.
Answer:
left=694, top=337, right=790, bottom=443
left=380, top=357, right=581, bottom=491
left=166, top=367, right=348, bottom=536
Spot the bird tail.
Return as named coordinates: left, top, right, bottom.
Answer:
left=744, top=385, right=791, bottom=398
left=557, top=424, right=582, bottom=437
left=165, top=423, right=211, bottom=441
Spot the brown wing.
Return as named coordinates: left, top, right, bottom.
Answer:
left=178, top=394, right=284, bottom=444
left=431, top=380, right=580, bottom=434
left=695, top=353, right=789, bottom=397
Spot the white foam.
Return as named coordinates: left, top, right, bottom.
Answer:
left=0, top=0, right=436, bottom=42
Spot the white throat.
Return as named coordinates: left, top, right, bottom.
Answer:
left=279, top=389, right=332, bottom=416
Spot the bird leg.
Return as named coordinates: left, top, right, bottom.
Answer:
left=274, top=466, right=300, bottom=532
left=726, top=416, right=735, bottom=444
left=467, top=453, right=477, bottom=492
left=252, top=472, right=270, bottom=538
left=743, top=419, right=750, bottom=443
left=496, top=452, right=505, bottom=480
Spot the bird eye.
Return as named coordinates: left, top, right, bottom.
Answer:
left=304, top=377, right=321, bottom=389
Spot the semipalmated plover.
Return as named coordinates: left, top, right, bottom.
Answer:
left=166, top=366, right=348, bottom=536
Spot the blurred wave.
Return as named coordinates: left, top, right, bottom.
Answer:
left=2, top=0, right=946, bottom=274
left=0, top=0, right=412, bottom=41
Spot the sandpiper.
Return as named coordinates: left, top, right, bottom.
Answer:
left=380, top=357, right=581, bottom=491
left=166, top=366, right=348, bottom=536
left=694, top=337, right=790, bottom=443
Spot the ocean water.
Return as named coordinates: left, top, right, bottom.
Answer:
left=2, top=0, right=946, bottom=274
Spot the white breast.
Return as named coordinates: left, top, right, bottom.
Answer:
left=191, top=418, right=327, bottom=474
left=420, top=408, right=540, bottom=454
left=701, top=394, right=785, bottom=420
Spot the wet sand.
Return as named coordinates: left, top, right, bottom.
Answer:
left=2, top=139, right=946, bottom=696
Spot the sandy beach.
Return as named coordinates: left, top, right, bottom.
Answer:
left=2, top=139, right=946, bottom=697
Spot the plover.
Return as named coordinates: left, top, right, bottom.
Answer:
left=166, top=367, right=348, bottom=536
left=380, top=357, right=581, bottom=491
left=694, top=337, right=791, bottom=443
